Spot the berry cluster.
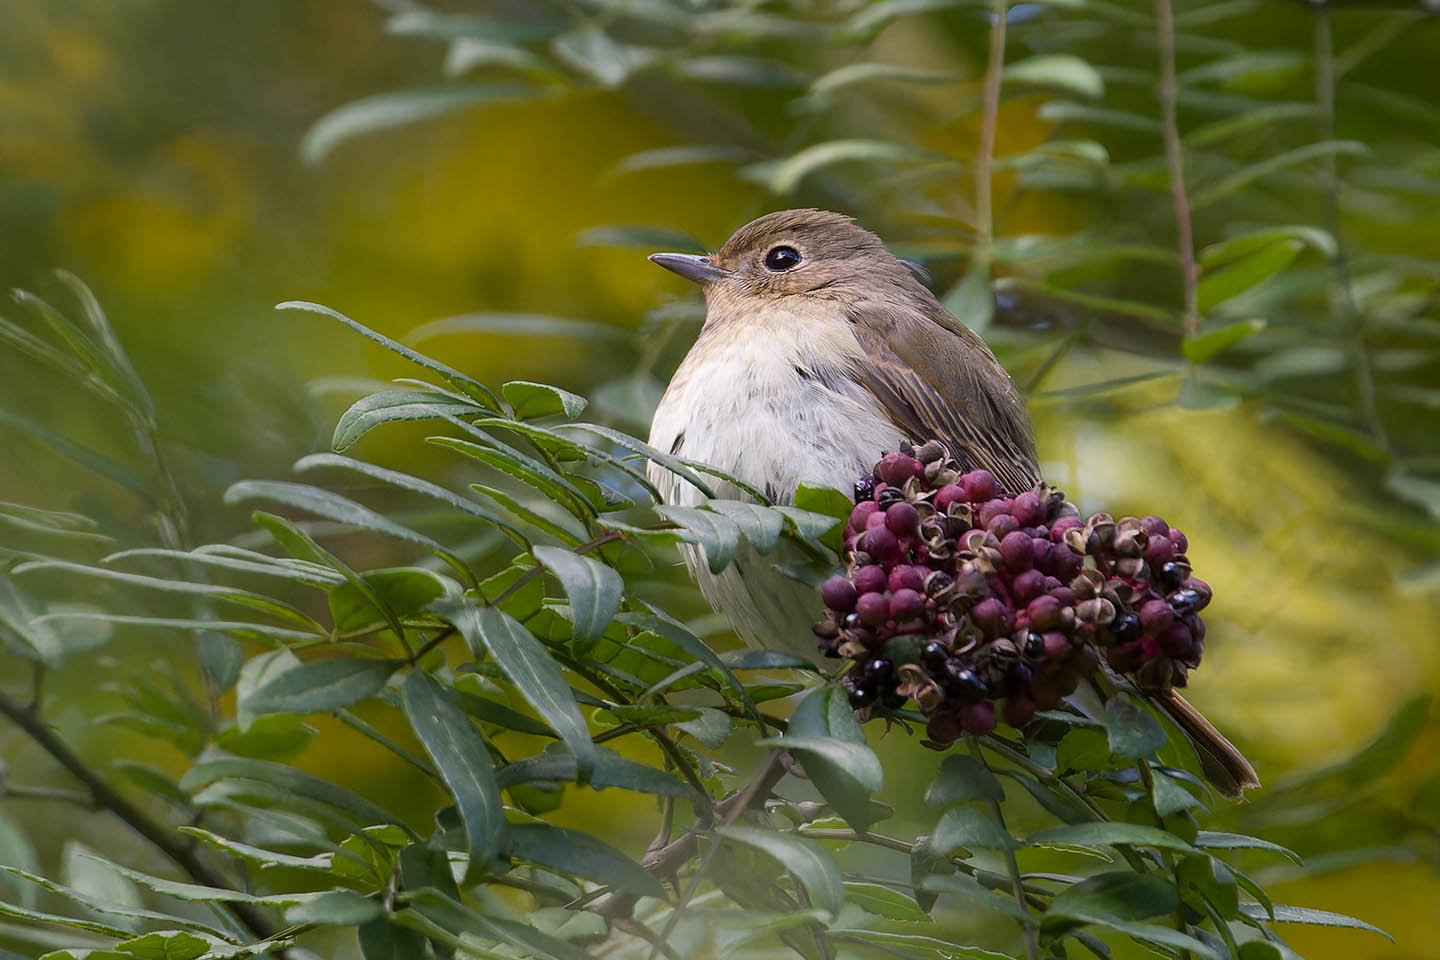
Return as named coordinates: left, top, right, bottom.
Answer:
left=811, top=441, right=1211, bottom=749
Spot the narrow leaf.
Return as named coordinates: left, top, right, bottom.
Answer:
left=245, top=659, right=399, bottom=715
left=718, top=825, right=843, bottom=918
left=531, top=545, right=622, bottom=646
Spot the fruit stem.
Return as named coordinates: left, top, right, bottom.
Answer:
left=969, top=736, right=1039, bottom=960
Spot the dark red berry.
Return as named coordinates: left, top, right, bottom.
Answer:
left=1158, top=621, right=1193, bottom=657
left=853, top=565, right=886, bottom=594
left=926, top=711, right=962, bottom=745
left=821, top=576, right=858, bottom=612
left=1139, top=599, right=1174, bottom=633
left=970, top=597, right=1006, bottom=635
left=856, top=592, right=890, bottom=626
left=878, top=452, right=922, bottom=486
left=1168, top=528, right=1188, bottom=554
left=849, top=501, right=878, bottom=532
left=1140, top=515, right=1169, bottom=538
left=1012, top=491, right=1045, bottom=527
left=1027, top=594, right=1062, bottom=631
left=977, top=499, right=1010, bottom=528
left=889, top=588, right=925, bottom=620
left=1050, top=516, right=1082, bottom=543
left=1003, top=696, right=1036, bottom=729
left=1143, top=535, right=1174, bottom=566
left=888, top=565, right=925, bottom=592
left=1042, top=631, right=1071, bottom=660
left=885, top=501, right=921, bottom=536
left=961, top=701, right=996, bottom=735
left=987, top=513, right=1020, bottom=538
left=1011, top=569, right=1046, bottom=605
left=859, top=526, right=899, bottom=560
left=1000, top=531, right=1034, bottom=571
left=961, top=470, right=997, bottom=502
left=934, top=485, right=965, bottom=514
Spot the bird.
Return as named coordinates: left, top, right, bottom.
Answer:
left=645, top=208, right=1258, bottom=796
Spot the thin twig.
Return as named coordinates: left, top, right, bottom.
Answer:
left=970, top=737, right=1038, bottom=960
left=976, top=0, right=1008, bottom=245
left=1155, top=0, right=1200, bottom=337
left=0, top=783, right=95, bottom=807
left=1314, top=7, right=1389, bottom=455
left=0, top=691, right=283, bottom=947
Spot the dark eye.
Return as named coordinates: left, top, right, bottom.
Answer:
left=763, top=245, right=802, bottom=271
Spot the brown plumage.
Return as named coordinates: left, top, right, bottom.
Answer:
left=648, top=208, right=1257, bottom=797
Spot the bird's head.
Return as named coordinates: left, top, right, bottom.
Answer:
left=649, top=209, right=922, bottom=313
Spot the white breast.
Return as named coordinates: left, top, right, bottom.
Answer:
left=646, top=306, right=905, bottom=655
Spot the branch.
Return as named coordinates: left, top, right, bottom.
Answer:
left=976, top=0, right=1008, bottom=245
left=970, top=737, right=1038, bottom=960
left=0, top=692, right=283, bottom=947
left=1155, top=0, right=1199, bottom=338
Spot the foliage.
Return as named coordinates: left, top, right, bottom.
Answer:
left=1, top=0, right=1437, bottom=959
left=0, top=283, right=1397, bottom=959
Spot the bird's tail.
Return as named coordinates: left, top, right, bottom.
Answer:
left=1157, top=689, right=1260, bottom=798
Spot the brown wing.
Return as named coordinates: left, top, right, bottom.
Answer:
left=848, top=299, right=1041, bottom=495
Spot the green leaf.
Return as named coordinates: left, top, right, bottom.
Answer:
left=531, top=545, right=622, bottom=646
left=674, top=706, right=733, bottom=748
left=403, top=670, right=505, bottom=880
left=176, top=827, right=333, bottom=873
left=407, top=312, right=631, bottom=344
left=1183, top=319, right=1266, bottom=364
left=717, top=825, right=843, bottom=918
left=701, top=501, right=784, bottom=554
left=559, top=422, right=714, bottom=498
left=300, top=84, right=532, bottom=165
left=181, top=757, right=406, bottom=832
left=428, top=434, right=596, bottom=520
left=443, top=601, right=596, bottom=783
left=1197, top=241, right=1301, bottom=314
left=1191, top=141, right=1370, bottom=208
left=1151, top=769, right=1204, bottom=817
left=225, top=480, right=471, bottom=582
left=278, top=300, right=501, bottom=409
left=654, top=505, right=740, bottom=574
left=762, top=140, right=932, bottom=195
left=469, top=483, right=584, bottom=546
left=1027, top=822, right=1200, bottom=856
left=284, top=890, right=382, bottom=926
left=61, top=842, right=141, bottom=925
left=1199, top=226, right=1336, bottom=271
left=769, top=685, right=881, bottom=830
left=1106, top=695, right=1167, bottom=759
left=328, top=566, right=450, bottom=633
left=501, top=381, right=588, bottom=420
left=807, top=62, right=957, bottom=99
left=496, top=745, right=687, bottom=796
left=1056, top=727, right=1119, bottom=771
left=611, top=145, right=758, bottom=176
left=1240, top=903, right=1392, bottom=940
left=1193, top=831, right=1302, bottom=865
left=245, top=658, right=399, bottom=715
left=925, top=755, right=1004, bottom=806
left=928, top=805, right=1017, bottom=854
left=0, top=865, right=227, bottom=941
left=1044, top=871, right=1178, bottom=927
left=458, top=691, right=557, bottom=738
left=617, top=611, right=760, bottom=723
left=1005, top=54, right=1104, bottom=99
left=843, top=882, right=931, bottom=923
left=1238, top=942, right=1284, bottom=960
left=942, top=258, right=995, bottom=336
left=332, top=389, right=488, bottom=450
left=508, top=823, right=663, bottom=898
left=1177, top=854, right=1238, bottom=920
left=0, top=811, right=40, bottom=908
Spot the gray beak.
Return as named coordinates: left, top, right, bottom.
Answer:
left=648, top=252, right=730, bottom=285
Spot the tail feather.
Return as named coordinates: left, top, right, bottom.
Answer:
left=1157, top=690, right=1260, bottom=798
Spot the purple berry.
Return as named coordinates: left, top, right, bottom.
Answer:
left=935, top=483, right=966, bottom=512
left=961, top=470, right=997, bottom=502
left=821, top=576, right=858, bottom=612
left=1042, top=631, right=1070, bottom=660
left=970, top=597, right=1006, bottom=635
left=961, top=701, right=996, bottom=735
left=888, top=565, right=925, bottom=592
left=885, top=501, right=920, bottom=536
left=1000, top=531, right=1034, bottom=571
left=1159, top=621, right=1193, bottom=657
left=878, top=452, right=921, bottom=486
left=860, top=526, right=899, bottom=560
left=1143, top=535, right=1174, bottom=566
left=856, top=592, right=890, bottom=626
left=1027, top=594, right=1062, bottom=631
left=1139, top=599, right=1174, bottom=633
left=848, top=501, right=878, bottom=532
left=1050, top=516, right=1082, bottom=543
left=853, top=565, right=887, bottom=594
left=1011, top=569, right=1045, bottom=604
left=987, top=513, right=1020, bottom=538
left=1003, top=696, right=1036, bottom=729
left=889, top=588, right=924, bottom=620
left=1140, top=515, right=1169, bottom=538
left=926, top=710, right=962, bottom=745
left=1012, top=491, right=1045, bottom=527
left=1168, top=528, right=1188, bottom=554
left=977, top=499, right=1010, bottom=528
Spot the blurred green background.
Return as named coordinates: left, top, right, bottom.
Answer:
left=1, top=1, right=1437, bottom=957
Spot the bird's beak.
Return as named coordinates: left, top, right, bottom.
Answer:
left=648, top=252, right=730, bottom=286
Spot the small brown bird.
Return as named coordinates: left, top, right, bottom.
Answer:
left=647, top=208, right=1257, bottom=796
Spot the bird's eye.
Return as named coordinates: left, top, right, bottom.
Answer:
left=763, top=245, right=802, bottom=271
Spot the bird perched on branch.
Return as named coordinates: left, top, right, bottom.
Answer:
left=646, top=208, right=1257, bottom=796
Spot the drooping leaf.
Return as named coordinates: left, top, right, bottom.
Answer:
left=501, top=381, right=588, bottom=420
left=495, top=745, right=687, bottom=796
left=1238, top=903, right=1391, bottom=941
left=300, top=85, right=533, bottom=165
left=508, top=823, right=663, bottom=898
left=245, top=658, right=400, bottom=716
left=531, top=545, right=622, bottom=646
left=1193, top=831, right=1301, bottom=865
left=1005, top=54, right=1105, bottom=99
left=1105, top=695, right=1167, bottom=759
left=925, top=755, right=1005, bottom=806
left=701, top=501, right=784, bottom=554
left=928, top=805, right=1017, bottom=854
left=763, top=140, right=933, bottom=195
left=331, top=389, right=488, bottom=451
left=717, top=825, right=843, bottom=918
left=403, top=670, right=505, bottom=880
left=1043, top=871, right=1179, bottom=927
left=1027, top=822, right=1200, bottom=856
left=443, top=601, right=596, bottom=783
left=654, top=505, right=740, bottom=574
left=843, top=882, right=932, bottom=923
left=181, top=758, right=407, bottom=832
